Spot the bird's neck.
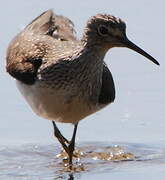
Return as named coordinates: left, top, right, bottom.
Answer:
left=81, top=35, right=110, bottom=53
left=71, top=41, right=108, bottom=71
left=70, top=40, right=109, bottom=104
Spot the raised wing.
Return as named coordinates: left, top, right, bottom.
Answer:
left=26, top=9, right=77, bottom=41
left=6, top=10, right=77, bottom=85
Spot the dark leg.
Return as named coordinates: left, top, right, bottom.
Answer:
left=52, top=121, right=69, bottom=154
left=52, top=121, right=70, bottom=144
left=52, top=121, right=78, bottom=166
left=68, top=174, right=74, bottom=180
left=68, top=123, right=78, bottom=165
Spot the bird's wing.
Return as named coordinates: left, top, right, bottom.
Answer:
left=26, top=9, right=77, bottom=41
left=98, top=63, right=116, bottom=104
left=6, top=10, right=78, bottom=85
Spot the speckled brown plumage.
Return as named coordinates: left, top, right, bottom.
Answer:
left=6, top=10, right=159, bottom=166
left=6, top=10, right=117, bottom=108
left=6, top=9, right=159, bottom=121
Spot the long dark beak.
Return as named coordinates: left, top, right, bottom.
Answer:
left=122, top=38, right=159, bottom=65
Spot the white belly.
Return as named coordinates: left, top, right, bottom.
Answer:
left=16, top=81, right=100, bottom=124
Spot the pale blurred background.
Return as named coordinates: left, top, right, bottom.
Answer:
left=0, top=0, right=164, bottom=145
left=1, top=1, right=165, bottom=179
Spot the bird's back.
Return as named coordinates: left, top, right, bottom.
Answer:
left=6, top=10, right=82, bottom=85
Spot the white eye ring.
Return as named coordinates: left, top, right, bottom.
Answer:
left=98, top=25, right=109, bottom=36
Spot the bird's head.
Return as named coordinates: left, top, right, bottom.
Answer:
left=83, top=14, right=159, bottom=65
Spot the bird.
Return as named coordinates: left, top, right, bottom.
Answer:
left=6, top=10, right=159, bottom=166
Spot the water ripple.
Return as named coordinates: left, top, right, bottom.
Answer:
left=0, top=142, right=165, bottom=179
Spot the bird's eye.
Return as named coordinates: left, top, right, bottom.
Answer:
left=98, top=25, right=109, bottom=36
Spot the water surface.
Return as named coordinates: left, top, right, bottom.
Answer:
left=1, top=142, right=165, bottom=179
left=0, top=0, right=165, bottom=179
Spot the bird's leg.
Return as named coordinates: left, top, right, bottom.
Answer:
left=68, top=123, right=78, bottom=166
left=52, top=121, right=78, bottom=166
left=52, top=121, right=70, bottom=144
left=52, top=121, right=70, bottom=154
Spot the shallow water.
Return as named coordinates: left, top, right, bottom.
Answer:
left=1, top=142, right=165, bottom=179
left=1, top=0, right=165, bottom=179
